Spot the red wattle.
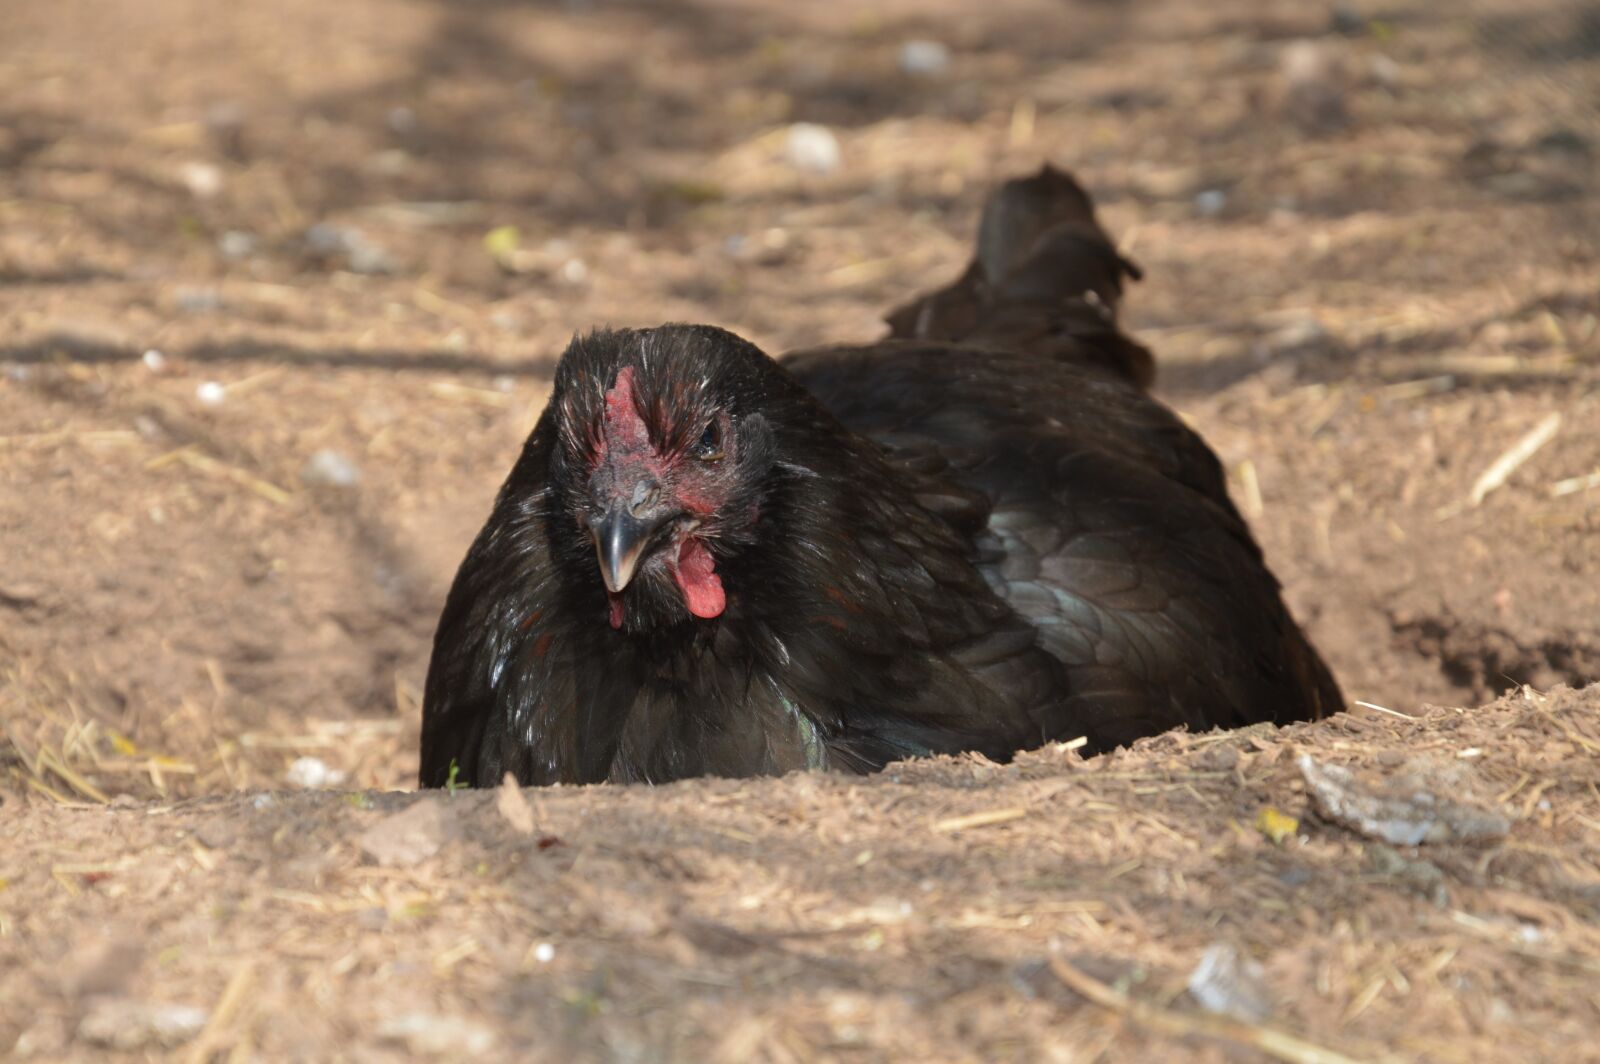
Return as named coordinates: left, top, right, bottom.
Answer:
left=674, top=538, right=725, bottom=619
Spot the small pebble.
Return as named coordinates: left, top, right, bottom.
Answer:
left=179, top=161, right=223, bottom=199
left=204, top=102, right=247, bottom=158
left=369, top=149, right=412, bottom=176
left=11, top=1014, right=68, bottom=1057
left=1267, top=317, right=1332, bottom=355
left=785, top=123, right=841, bottom=175
left=77, top=1000, right=208, bottom=1051
left=1197, top=744, right=1240, bottom=771
left=206, top=100, right=246, bottom=136
left=195, top=381, right=227, bottom=406
left=898, top=39, right=951, bottom=77
left=285, top=756, right=347, bottom=789
left=1329, top=2, right=1365, bottom=35
left=1194, top=189, right=1228, bottom=217
left=1188, top=942, right=1272, bottom=1022
left=1367, top=53, right=1401, bottom=91
left=359, top=801, right=452, bottom=867
left=559, top=258, right=588, bottom=285
left=346, top=241, right=396, bottom=276
left=299, top=449, right=362, bottom=489
left=141, top=349, right=168, bottom=372
left=1277, top=866, right=1313, bottom=888
left=304, top=224, right=347, bottom=255
left=304, top=223, right=396, bottom=275
left=217, top=230, right=256, bottom=259
left=377, top=1012, right=495, bottom=1055
left=388, top=106, right=418, bottom=135
left=1280, top=40, right=1349, bottom=132
left=175, top=287, right=223, bottom=313
left=533, top=942, right=555, bottom=964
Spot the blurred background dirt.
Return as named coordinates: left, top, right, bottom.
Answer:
left=0, top=0, right=1597, bottom=1059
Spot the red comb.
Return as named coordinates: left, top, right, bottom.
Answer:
left=602, top=366, right=652, bottom=456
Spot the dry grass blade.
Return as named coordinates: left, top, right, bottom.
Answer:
left=1355, top=700, right=1420, bottom=721
left=16, top=768, right=86, bottom=806
left=821, top=256, right=896, bottom=290
left=1387, top=354, right=1579, bottom=380
left=1379, top=375, right=1456, bottom=402
left=1048, top=958, right=1364, bottom=1064
left=1550, top=470, right=1600, bottom=497
left=1236, top=459, right=1264, bottom=520
left=932, top=807, right=1028, bottom=833
left=413, top=285, right=481, bottom=323
left=35, top=745, right=110, bottom=804
left=429, top=381, right=515, bottom=407
left=1467, top=412, right=1562, bottom=507
left=223, top=367, right=287, bottom=398
left=1008, top=96, right=1036, bottom=148
left=146, top=448, right=294, bottom=506
left=185, top=958, right=258, bottom=1064
left=0, top=429, right=142, bottom=449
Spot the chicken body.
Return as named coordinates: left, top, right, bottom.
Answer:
left=419, top=168, right=1341, bottom=787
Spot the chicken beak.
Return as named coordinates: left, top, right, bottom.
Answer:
left=592, top=503, right=671, bottom=594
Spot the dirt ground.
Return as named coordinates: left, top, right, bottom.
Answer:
left=1, top=0, right=1597, bottom=1059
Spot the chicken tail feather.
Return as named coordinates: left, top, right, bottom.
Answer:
left=885, top=165, right=1154, bottom=388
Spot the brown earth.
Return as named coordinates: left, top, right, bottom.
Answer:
left=1, top=0, right=1598, bottom=1059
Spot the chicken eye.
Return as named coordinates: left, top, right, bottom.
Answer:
left=692, top=420, right=724, bottom=461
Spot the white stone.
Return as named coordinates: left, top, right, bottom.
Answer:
left=899, top=40, right=950, bottom=77
left=785, top=123, right=841, bottom=175
left=285, top=756, right=346, bottom=789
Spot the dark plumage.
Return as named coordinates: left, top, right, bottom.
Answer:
left=419, top=166, right=1342, bottom=788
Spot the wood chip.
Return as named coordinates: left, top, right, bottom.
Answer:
left=496, top=773, right=536, bottom=835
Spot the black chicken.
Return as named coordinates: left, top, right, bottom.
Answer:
left=419, top=166, right=1341, bottom=787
